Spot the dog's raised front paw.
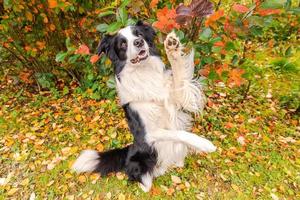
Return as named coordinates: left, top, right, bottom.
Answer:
left=164, top=32, right=180, bottom=51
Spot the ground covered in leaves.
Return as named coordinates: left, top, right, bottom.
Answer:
left=0, top=52, right=299, bottom=200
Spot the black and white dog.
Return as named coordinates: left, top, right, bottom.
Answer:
left=72, top=21, right=216, bottom=192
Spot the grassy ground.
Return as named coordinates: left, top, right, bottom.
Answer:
left=0, top=49, right=299, bottom=199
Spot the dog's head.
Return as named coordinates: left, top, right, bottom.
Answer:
left=97, top=21, right=158, bottom=74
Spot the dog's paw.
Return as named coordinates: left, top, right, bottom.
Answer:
left=164, top=32, right=182, bottom=59
left=165, top=32, right=180, bottom=51
left=194, top=137, right=217, bottom=153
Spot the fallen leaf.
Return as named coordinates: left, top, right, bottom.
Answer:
left=118, top=193, right=125, bottom=200
left=75, top=114, right=82, bottom=122
left=7, top=188, right=19, bottom=196
left=171, top=175, right=181, bottom=184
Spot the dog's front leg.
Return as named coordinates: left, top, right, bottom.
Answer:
left=164, top=32, right=206, bottom=113
left=147, top=129, right=216, bottom=153
left=139, top=173, right=153, bottom=192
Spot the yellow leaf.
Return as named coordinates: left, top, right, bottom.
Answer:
left=75, top=114, right=82, bottom=122
left=49, top=24, right=56, bottom=31
left=7, top=188, right=19, bottom=196
left=78, top=175, right=86, bottom=183
left=21, top=178, right=30, bottom=186
left=25, top=11, right=33, bottom=21
left=96, top=143, right=104, bottom=151
left=118, top=193, right=125, bottom=200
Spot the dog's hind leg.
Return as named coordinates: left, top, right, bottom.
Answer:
left=147, top=129, right=216, bottom=153
left=164, top=32, right=206, bottom=113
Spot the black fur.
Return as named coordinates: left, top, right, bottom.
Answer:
left=93, top=146, right=130, bottom=175
left=123, top=103, right=157, bottom=182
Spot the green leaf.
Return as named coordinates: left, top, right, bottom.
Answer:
left=232, top=55, right=239, bottom=65
left=289, top=8, right=300, bottom=14
left=87, top=74, right=94, bottom=81
left=212, top=46, right=222, bottom=53
left=96, top=23, right=108, bottom=33
left=118, top=7, right=128, bottom=25
left=126, top=18, right=136, bottom=26
left=285, top=47, right=292, bottom=57
left=261, top=0, right=285, bottom=9
left=107, top=76, right=116, bottom=89
left=208, top=70, right=219, bottom=80
left=62, top=86, right=69, bottom=95
left=225, top=42, right=236, bottom=51
left=65, top=37, right=72, bottom=51
left=210, top=37, right=222, bottom=44
left=106, top=21, right=123, bottom=34
left=55, top=52, right=68, bottom=62
left=68, top=54, right=80, bottom=64
left=120, top=0, right=131, bottom=8
left=98, top=10, right=115, bottom=18
left=199, top=28, right=212, bottom=41
left=250, top=26, right=263, bottom=36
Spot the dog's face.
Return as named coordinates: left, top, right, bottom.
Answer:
left=97, top=21, right=158, bottom=75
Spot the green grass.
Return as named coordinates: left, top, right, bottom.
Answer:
left=0, top=52, right=299, bottom=199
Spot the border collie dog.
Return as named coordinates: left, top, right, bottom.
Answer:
left=72, top=21, right=216, bottom=192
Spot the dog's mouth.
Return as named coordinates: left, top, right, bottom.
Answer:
left=130, top=49, right=148, bottom=64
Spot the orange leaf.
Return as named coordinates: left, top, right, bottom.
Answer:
left=36, top=41, right=46, bottom=50
left=48, top=0, right=58, bottom=9
left=75, top=44, right=90, bottom=55
left=232, top=4, right=249, bottom=13
left=90, top=55, right=100, bottom=64
left=225, top=122, right=234, bottom=129
left=214, top=41, right=224, bottom=47
left=257, top=9, right=281, bottom=16
left=153, top=7, right=179, bottom=33
left=228, top=68, right=245, bottom=87
left=150, top=0, right=159, bottom=9
left=205, top=9, right=224, bottom=27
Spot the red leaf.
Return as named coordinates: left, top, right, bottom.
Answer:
left=233, top=4, right=249, bottom=13
left=90, top=55, right=100, bottom=64
left=75, top=44, right=90, bottom=55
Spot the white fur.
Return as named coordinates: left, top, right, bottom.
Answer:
left=72, top=150, right=99, bottom=173
left=117, top=29, right=216, bottom=192
left=139, top=173, right=153, bottom=192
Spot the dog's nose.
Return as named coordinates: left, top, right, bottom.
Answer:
left=133, top=38, right=144, bottom=48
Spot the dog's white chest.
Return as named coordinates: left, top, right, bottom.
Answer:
left=116, top=56, right=169, bottom=105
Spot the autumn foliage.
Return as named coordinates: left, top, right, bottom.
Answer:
left=0, top=0, right=299, bottom=94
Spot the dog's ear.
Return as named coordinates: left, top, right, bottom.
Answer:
left=135, top=20, right=156, bottom=43
left=97, top=35, right=113, bottom=55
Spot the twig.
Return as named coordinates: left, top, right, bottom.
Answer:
left=241, top=80, right=251, bottom=103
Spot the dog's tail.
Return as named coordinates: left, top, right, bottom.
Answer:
left=72, top=146, right=130, bottom=175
